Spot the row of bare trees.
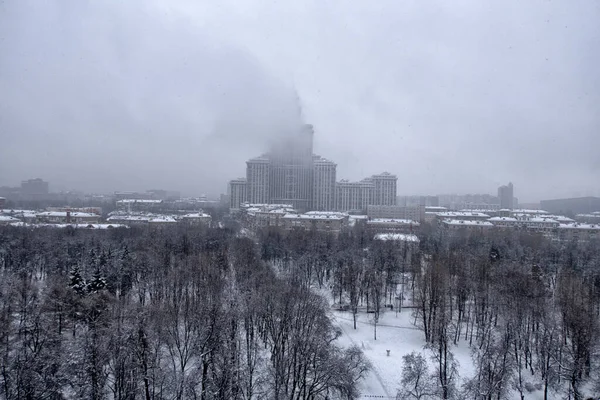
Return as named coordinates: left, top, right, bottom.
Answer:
left=259, top=224, right=600, bottom=399
left=407, top=229, right=600, bottom=400
left=0, top=225, right=369, bottom=399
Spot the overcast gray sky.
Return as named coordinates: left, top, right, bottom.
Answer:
left=1, top=0, right=599, bottom=202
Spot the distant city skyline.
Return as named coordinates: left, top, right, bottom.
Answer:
left=2, top=174, right=600, bottom=205
left=1, top=1, right=599, bottom=203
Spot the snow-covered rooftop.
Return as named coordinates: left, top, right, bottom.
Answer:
left=436, top=211, right=490, bottom=218
left=374, top=233, right=420, bottom=242
left=180, top=213, right=211, bottom=219
left=544, top=215, right=575, bottom=223
left=305, top=211, right=349, bottom=217
left=443, top=219, right=494, bottom=227
left=510, top=209, right=549, bottom=214
left=37, top=211, right=98, bottom=218
left=0, top=215, right=21, bottom=222
left=367, top=218, right=420, bottom=226
left=148, top=216, right=177, bottom=223
left=116, top=199, right=163, bottom=204
left=282, top=213, right=346, bottom=221
left=107, top=215, right=150, bottom=222
left=1, top=209, right=38, bottom=215
left=527, top=217, right=559, bottom=223
left=576, top=213, right=600, bottom=218
left=558, top=223, right=600, bottom=231
left=488, top=217, right=519, bottom=222
left=9, top=223, right=128, bottom=229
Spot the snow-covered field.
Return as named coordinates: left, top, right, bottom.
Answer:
left=331, top=308, right=550, bottom=400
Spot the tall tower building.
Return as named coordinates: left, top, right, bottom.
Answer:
left=312, top=156, right=337, bottom=211
left=498, top=182, right=514, bottom=209
left=371, top=172, right=397, bottom=206
left=246, top=156, right=270, bottom=204
left=268, top=124, right=314, bottom=211
left=228, top=178, right=247, bottom=210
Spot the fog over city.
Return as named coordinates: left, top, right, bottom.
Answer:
left=1, top=0, right=599, bottom=202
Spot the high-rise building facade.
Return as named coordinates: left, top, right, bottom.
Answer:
left=21, top=178, right=49, bottom=195
left=228, top=178, right=247, bottom=210
left=371, top=172, right=397, bottom=206
left=336, top=179, right=375, bottom=213
left=228, top=121, right=400, bottom=213
left=498, top=182, right=514, bottom=209
left=312, top=156, right=337, bottom=211
left=269, top=124, right=314, bottom=211
left=246, top=157, right=270, bottom=204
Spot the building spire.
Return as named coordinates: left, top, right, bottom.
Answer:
left=293, top=87, right=304, bottom=120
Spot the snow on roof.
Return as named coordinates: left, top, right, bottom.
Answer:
left=282, top=213, right=346, bottom=221
left=9, top=223, right=128, bottom=229
left=117, top=199, right=162, bottom=204
left=1, top=209, right=38, bottom=215
left=436, top=211, right=490, bottom=218
left=37, top=211, right=98, bottom=218
left=148, top=216, right=177, bottom=223
left=443, top=219, right=494, bottom=227
left=558, top=223, right=600, bottom=231
left=367, top=218, right=420, bottom=226
left=305, top=211, right=349, bottom=217
left=107, top=215, right=150, bottom=222
left=180, top=213, right=211, bottom=218
left=242, top=203, right=294, bottom=210
left=544, top=215, right=575, bottom=222
left=0, top=215, right=21, bottom=222
left=510, top=209, right=549, bottom=214
left=374, top=233, right=420, bottom=242
left=489, top=217, right=519, bottom=222
left=527, top=217, right=559, bottom=223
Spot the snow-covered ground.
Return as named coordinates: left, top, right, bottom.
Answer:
left=331, top=309, right=450, bottom=398
left=331, top=308, right=552, bottom=400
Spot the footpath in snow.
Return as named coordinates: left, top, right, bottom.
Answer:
left=331, top=308, right=554, bottom=400
left=331, top=308, right=474, bottom=399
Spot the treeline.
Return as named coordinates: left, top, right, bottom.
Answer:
left=0, top=225, right=369, bottom=400
left=3, top=221, right=600, bottom=400
left=302, top=223, right=600, bottom=400
left=410, top=231, right=600, bottom=400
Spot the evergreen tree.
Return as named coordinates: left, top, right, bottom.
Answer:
left=69, top=265, right=87, bottom=296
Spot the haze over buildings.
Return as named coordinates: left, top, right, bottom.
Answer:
left=228, top=122, right=398, bottom=212
left=1, top=0, right=599, bottom=201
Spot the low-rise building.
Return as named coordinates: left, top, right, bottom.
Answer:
left=555, top=223, right=600, bottom=241
left=435, top=211, right=491, bottom=221
left=488, top=215, right=559, bottom=232
left=178, top=213, right=212, bottom=226
left=0, top=209, right=38, bottom=223
left=367, top=205, right=424, bottom=222
left=575, top=212, right=600, bottom=224
left=47, top=206, right=103, bottom=215
left=241, top=204, right=296, bottom=229
left=116, top=199, right=163, bottom=212
left=442, top=219, right=494, bottom=234
left=281, top=213, right=349, bottom=232
left=366, top=218, right=419, bottom=234
left=36, top=211, right=100, bottom=224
